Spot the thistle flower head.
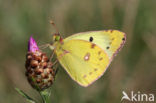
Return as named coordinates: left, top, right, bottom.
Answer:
left=28, top=36, right=39, bottom=52
left=26, top=36, right=55, bottom=91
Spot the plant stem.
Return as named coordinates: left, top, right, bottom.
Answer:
left=40, top=89, right=51, bottom=103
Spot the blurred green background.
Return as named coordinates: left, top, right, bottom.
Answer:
left=0, top=0, right=156, bottom=103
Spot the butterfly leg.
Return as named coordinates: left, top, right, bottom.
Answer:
left=39, top=42, right=55, bottom=50
left=52, top=59, right=58, bottom=66
left=39, top=43, right=50, bottom=50
left=51, top=59, right=59, bottom=76
left=49, top=50, right=55, bottom=62
left=49, top=51, right=58, bottom=74
left=53, top=63, right=59, bottom=76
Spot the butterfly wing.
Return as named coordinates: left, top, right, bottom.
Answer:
left=64, top=30, right=126, bottom=60
left=54, top=40, right=109, bottom=87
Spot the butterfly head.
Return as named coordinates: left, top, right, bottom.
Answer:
left=53, top=33, right=63, bottom=43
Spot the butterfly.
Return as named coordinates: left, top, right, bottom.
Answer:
left=49, top=29, right=126, bottom=87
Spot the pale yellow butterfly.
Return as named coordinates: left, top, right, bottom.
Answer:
left=50, top=29, right=126, bottom=87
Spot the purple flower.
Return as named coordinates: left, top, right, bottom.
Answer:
left=28, top=36, right=39, bottom=52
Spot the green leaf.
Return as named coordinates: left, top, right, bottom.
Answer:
left=15, top=88, right=37, bottom=103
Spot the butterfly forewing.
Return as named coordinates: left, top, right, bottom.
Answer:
left=64, top=30, right=126, bottom=60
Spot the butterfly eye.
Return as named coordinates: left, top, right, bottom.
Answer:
left=89, top=37, right=93, bottom=42
left=106, top=46, right=110, bottom=49
left=55, top=36, right=60, bottom=41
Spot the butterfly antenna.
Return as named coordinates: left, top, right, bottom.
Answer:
left=50, top=20, right=60, bottom=35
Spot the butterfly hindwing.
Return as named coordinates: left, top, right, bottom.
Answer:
left=54, top=40, right=109, bottom=87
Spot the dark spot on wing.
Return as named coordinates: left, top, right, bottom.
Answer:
left=106, top=46, right=110, bottom=49
left=83, top=75, right=87, bottom=78
left=94, top=68, right=98, bottom=71
left=122, top=37, right=125, bottom=41
left=91, top=44, right=95, bottom=48
left=89, top=37, right=93, bottom=42
left=98, top=51, right=101, bottom=55
left=99, top=57, right=103, bottom=61
left=84, top=53, right=90, bottom=61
